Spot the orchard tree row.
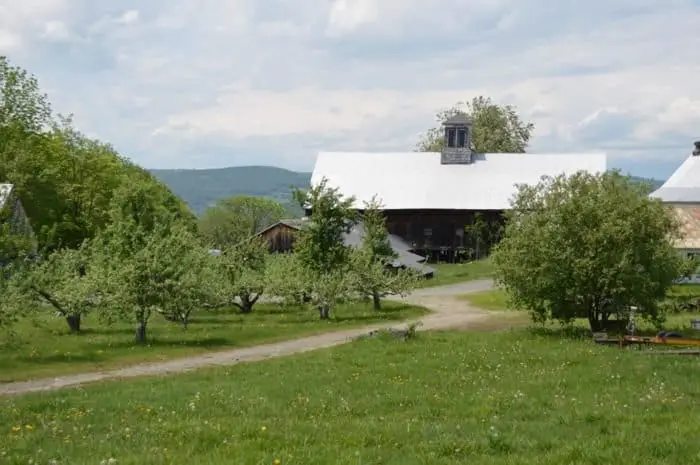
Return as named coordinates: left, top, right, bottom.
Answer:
left=0, top=55, right=419, bottom=343
left=0, top=179, right=419, bottom=343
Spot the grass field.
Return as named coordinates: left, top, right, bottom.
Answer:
left=462, top=285, right=700, bottom=334
left=4, top=329, right=700, bottom=464
left=0, top=301, right=427, bottom=383
left=419, top=259, right=494, bottom=288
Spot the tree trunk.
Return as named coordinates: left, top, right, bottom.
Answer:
left=372, top=291, right=381, bottom=311
left=135, top=321, right=147, bottom=344
left=239, top=295, right=253, bottom=314
left=181, top=314, right=189, bottom=330
left=65, top=314, right=81, bottom=334
left=318, top=304, right=331, bottom=320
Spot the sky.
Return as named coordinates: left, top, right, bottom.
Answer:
left=1, top=0, right=699, bottom=180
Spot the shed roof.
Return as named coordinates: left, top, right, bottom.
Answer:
left=672, top=206, right=700, bottom=250
left=650, top=155, right=700, bottom=203
left=311, top=152, right=607, bottom=211
left=0, top=184, right=13, bottom=209
left=344, top=222, right=435, bottom=275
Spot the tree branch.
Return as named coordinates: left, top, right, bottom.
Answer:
left=30, top=285, right=66, bottom=315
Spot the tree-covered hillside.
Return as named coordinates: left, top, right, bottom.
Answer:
left=629, top=176, right=664, bottom=192
left=150, top=166, right=311, bottom=216
left=0, top=56, right=191, bottom=254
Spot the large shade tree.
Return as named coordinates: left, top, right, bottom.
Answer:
left=0, top=55, right=191, bottom=254
left=492, top=171, right=685, bottom=331
left=415, top=96, right=534, bottom=153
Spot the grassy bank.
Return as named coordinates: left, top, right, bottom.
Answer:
left=419, top=259, right=494, bottom=288
left=4, top=330, right=700, bottom=464
left=462, top=285, right=700, bottom=333
left=0, top=301, right=427, bottom=383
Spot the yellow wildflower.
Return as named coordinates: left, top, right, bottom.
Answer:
left=25, top=425, right=33, bottom=431
left=11, top=426, right=21, bottom=432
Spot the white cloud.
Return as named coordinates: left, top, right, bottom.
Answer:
left=326, top=0, right=379, bottom=35
left=1, top=0, right=699, bottom=176
left=0, top=0, right=75, bottom=52
left=41, top=20, right=72, bottom=41
left=117, top=10, right=139, bottom=25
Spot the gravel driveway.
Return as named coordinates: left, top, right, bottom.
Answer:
left=0, top=279, right=495, bottom=397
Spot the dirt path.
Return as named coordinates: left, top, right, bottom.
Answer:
left=0, top=279, right=494, bottom=397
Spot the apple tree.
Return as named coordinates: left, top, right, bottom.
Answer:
left=492, top=171, right=685, bottom=331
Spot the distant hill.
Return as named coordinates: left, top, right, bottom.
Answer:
left=150, top=166, right=311, bottom=215
left=150, top=166, right=665, bottom=216
left=629, top=176, right=664, bottom=193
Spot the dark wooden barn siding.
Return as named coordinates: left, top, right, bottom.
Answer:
left=259, top=224, right=300, bottom=253
left=381, top=209, right=504, bottom=261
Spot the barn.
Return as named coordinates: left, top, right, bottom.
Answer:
left=309, top=115, right=607, bottom=262
left=649, top=141, right=700, bottom=282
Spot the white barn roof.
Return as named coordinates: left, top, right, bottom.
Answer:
left=650, top=155, right=700, bottom=203
left=310, top=152, right=607, bottom=210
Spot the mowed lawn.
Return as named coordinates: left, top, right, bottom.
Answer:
left=0, top=301, right=427, bottom=383
left=4, top=329, right=700, bottom=464
left=418, top=258, right=494, bottom=288
left=462, top=284, right=700, bottom=334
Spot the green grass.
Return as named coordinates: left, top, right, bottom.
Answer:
left=462, top=286, right=700, bottom=334
left=419, top=258, right=494, bottom=288
left=0, top=301, right=427, bottom=383
left=5, top=329, right=700, bottom=464
left=667, top=283, right=700, bottom=299
left=460, top=288, right=510, bottom=311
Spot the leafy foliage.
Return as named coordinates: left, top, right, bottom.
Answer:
left=27, top=243, right=100, bottom=333
left=0, top=220, right=34, bottom=265
left=199, top=196, right=285, bottom=249
left=0, top=56, right=191, bottom=254
left=349, top=248, right=419, bottom=310
left=492, top=171, right=685, bottom=331
left=90, top=181, right=208, bottom=340
left=464, top=213, right=503, bottom=259
left=360, top=196, right=395, bottom=263
left=415, top=96, right=535, bottom=153
left=292, top=178, right=358, bottom=318
left=0, top=56, right=52, bottom=131
left=95, top=221, right=211, bottom=341
left=0, top=263, right=27, bottom=329
left=352, top=198, right=418, bottom=309
left=293, top=178, right=357, bottom=276
left=265, top=253, right=312, bottom=306
left=213, top=237, right=270, bottom=313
